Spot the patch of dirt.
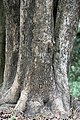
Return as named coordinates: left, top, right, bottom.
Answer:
left=0, top=104, right=80, bottom=120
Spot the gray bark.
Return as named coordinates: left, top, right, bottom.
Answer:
left=15, top=0, right=55, bottom=115
left=0, top=0, right=79, bottom=118
left=2, top=0, right=20, bottom=92
left=54, top=0, right=79, bottom=112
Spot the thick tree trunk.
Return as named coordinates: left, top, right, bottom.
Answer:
left=0, top=0, right=79, bottom=118
left=14, top=0, right=55, bottom=116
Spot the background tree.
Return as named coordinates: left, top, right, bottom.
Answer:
left=0, top=0, right=79, bottom=118
left=2, top=0, right=20, bottom=92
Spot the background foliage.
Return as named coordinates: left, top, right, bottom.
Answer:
left=68, top=20, right=80, bottom=98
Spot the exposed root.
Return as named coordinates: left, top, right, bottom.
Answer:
left=14, top=90, right=29, bottom=112
left=0, top=80, right=20, bottom=105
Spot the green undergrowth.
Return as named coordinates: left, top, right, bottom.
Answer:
left=68, top=20, right=80, bottom=98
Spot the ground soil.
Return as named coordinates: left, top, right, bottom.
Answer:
left=0, top=104, right=80, bottom=120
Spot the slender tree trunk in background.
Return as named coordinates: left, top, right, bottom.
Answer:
left=0, top=0, right=5, bottom=86
left=54, top=0, right=79, bottom=112
left=2, top=0, right=20, bottom=92
left=0, top=0, right=79, bottom=118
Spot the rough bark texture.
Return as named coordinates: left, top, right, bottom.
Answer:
left=14, top=0, right=55, bottom=116
left=0, top=0, right=79, bottom=118
left=2, top=0, right=20, bottom=92
left=54, top=0, right=79, bottom=112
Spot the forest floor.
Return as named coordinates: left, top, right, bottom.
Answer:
left=0, top=104, right=80, bottom=120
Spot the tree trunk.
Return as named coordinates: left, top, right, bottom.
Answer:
left=53, top=0, right=79, bottom=112
left=0, top=0, right=79, bottom=118
left=2, top=0, right=20, bottom=92
left=15, top=0, right=55, bottom=116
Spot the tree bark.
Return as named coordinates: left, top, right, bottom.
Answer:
left=53, top=0, right=79, bottom=112
left=0, top=0, right=79, bottom=118
left=14, top=0, right=55, bottom=115
left=2, top=0, right=20, bottom=92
